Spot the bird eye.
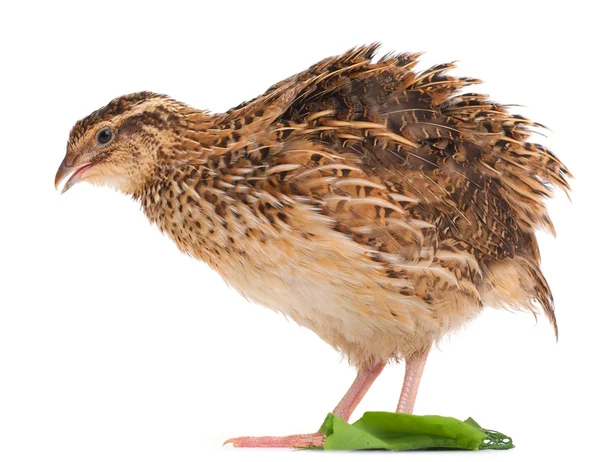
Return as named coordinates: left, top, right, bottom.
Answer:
left=96, top=128, right=114, bottom=146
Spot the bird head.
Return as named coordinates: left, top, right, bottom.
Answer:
left=55, top=92, right=187, bottom=196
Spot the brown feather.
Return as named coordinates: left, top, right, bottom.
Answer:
left=61, top=44, right=569, bottom=364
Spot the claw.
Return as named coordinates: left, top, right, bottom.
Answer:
left=224, top=432, right=324, bottom=448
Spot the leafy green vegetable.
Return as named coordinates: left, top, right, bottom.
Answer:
left=317, top=412, right=514, bottom=451
left=464, top=417, right=515, bottom=450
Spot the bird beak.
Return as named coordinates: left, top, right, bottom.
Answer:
left=54, top=159, right=94, bottom=194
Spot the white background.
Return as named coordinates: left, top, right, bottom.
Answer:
left=1, top=1, right=597, bottom=460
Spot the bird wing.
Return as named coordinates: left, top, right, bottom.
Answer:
left=253, top=44, right=571, bottom=264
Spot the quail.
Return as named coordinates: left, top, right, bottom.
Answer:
left=55, top=45, right=570, bottom=448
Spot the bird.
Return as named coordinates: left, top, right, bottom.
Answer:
left=55, top=44, right=570, bottom=448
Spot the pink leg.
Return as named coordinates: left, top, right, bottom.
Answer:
left=332, top=361, right=386, bottom=420
left=396, top=346, right=431, bottom=414
left=224, top=361, right=385, bottom=448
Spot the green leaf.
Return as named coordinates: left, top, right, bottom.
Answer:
left=465, top=417, right=515, bottom=450
left=317, top=412, right=514, bottom=451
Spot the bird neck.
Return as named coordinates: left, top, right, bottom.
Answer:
left=132, top=109, right=218, bottom=197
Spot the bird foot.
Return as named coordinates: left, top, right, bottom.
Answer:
left=224, top=431, right=325, bottom=448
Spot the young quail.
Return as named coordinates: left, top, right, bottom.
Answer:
left=55, top=45, right=570, bottom=448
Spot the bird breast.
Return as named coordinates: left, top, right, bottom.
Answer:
left=141, top=168, right=482, bottom=365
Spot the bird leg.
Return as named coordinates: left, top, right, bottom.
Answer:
left=396, top=346, right=431, bottom=414
left=224, top=361, right=385, bottom=448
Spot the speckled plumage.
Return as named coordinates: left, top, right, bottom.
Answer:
left=56, top=45, right=570, bottom=442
